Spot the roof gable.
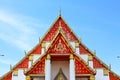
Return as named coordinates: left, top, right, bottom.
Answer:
left=42, top=16, right=78, bottom=42
left=26, top=58, right=45, bottom=75
left=93, top=56, right=107, bottom=69
left=14, top=57, right=29, bottom=69
left=109, top=72, right=120, bottom=80
left=29, top=44, right=42, bottom=55
left=47, top=32, right=74, bottom=54
left=0, top=71, right=12, bottom=80
left=75, top=57, right=95, bottom=75
left=79, top=44, right=90, bottom=54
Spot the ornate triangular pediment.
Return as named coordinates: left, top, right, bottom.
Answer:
left=47, top=33, right=74, bottom=54
left=54, top=68, right=67, bottom=80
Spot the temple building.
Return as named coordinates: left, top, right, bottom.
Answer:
left=0, top=14, right=120, bottom=80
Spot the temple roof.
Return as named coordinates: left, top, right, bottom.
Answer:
left=1, top=15, right=120, bottom=80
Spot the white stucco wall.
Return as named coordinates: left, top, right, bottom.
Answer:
left=51, top=61, right=69, bottom=80
left=46, top=42, right=50, bottom=49
left=79, top=54, right=88, bottom=62
left=28, top=60, right=32, bottom=68
left=88, top=61, right=93, bottom=68
left=33, top=55, right=41, bottom=63
left=76, top=47, right=79, bottom=54
left=12, top=69, right=25, bottom=80
left=70, top=42, right=75, bottom=49
left=95, top=69, right=109, bottom=80
left=41, top=48, right=44, bottom=54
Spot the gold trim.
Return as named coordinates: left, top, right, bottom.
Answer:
left=76, top=74, right=91, bottom=76
left=88, top=54, right=93, bottom=61
left=42, top=42, right=46, bottom=48
left=74, top=53, right=96, bottom=75
left=46, top=54, right=51, bottom=60
left=29, top=55, right=33, bottom=61
left=90, top=75, right=95, bottom=80
left=26, top=76, right=31, bottom=80
left=103, top=68, right=109, bottom=76
left=13, top=69, right=18, bottom=76
left=28, top=74, right=45, bottom=76
left=70, top=54, right=74, bottom=59
left=75, top=42, right=79, bottom=47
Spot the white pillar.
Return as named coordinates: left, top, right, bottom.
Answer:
left=69, top=54, right=75, bottom=80
left=45, top=54, right=51, bottom=80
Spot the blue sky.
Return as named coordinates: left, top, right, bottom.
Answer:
left=0, top=0, right=120, bottom=76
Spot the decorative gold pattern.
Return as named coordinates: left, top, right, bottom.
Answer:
left=29, top=55, right=33, bottom=61
left=54, top=39, right=66, bottom=53
left=103, top=68, right=109, bottom=76
left=90, top=75, right=95, bottom=80
left=26, top=76, right=31, bottom=80
left=75, top=42, right=79, bottom=47
left=70, top=54, right=74, bottom=59
left=47, top=54, right=51, bottom=60
left=88, top=54, right=93, bottom=61
left=13, top=69, right=18, bottom=76
left=42, top=42, right=46, bottom=47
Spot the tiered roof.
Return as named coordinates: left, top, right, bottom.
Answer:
left=0, top=15, right=120, bottom=80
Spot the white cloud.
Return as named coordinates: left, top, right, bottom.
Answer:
left=0, top=58, right=16, bottom=65
left=0, top=9, right=41, bottom=50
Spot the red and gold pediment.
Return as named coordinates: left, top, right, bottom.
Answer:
left=79, top=44, right=90, bottom=54
left=47, top=33, right=74, bottom=54
left=109, top=72, right=120, bottom=80
left=93, top=57, right=106, bottom=68
left=14, top=57, right=29, bottom=69
left=75, top=57, right=95, bottom=75
left=26, top=58, right=45, bottom=75
left=29, top=44, right=42, bottom=55
left=0, top=71, right=12, bottom=80
left=43, top=16, right=78, bottom=42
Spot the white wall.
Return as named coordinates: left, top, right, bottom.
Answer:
left=70, top=42, right=75, bottom=49
left=79, top=54, right=88, bottom=62
left=95, top=69, right=109, bottom=80
left=51, top=61, right=69, bottom=80
left=33, top=55, right=41, bottom=63
left=12, top=69, right=25, bottom=80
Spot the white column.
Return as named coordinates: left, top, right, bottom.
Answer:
left=69, top=54, right=75, bottom=80
left=45, top=54, right=51, bottom=80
